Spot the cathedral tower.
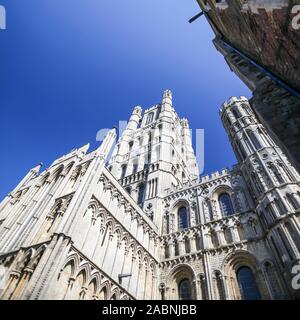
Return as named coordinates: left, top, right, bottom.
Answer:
left=108, top=90, right=199, bottom=229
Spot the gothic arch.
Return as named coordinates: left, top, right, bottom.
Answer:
left=143, top=254, right=150, bottom=268
left=98, top=286, right=108, bottom=300
left=113, top=227, right=122, bottom=242
left=63, top=254, right=80, bottom=278
left=128, top=240, right=137, bottom=255
left=136, top=249, right=143, bottom=265
left=69, top=269, right=86, bottom=300
left=27, top=244, right=47, bottom=269
left=16, top=248, right=35, bottom=271
left=49, top=165, right=64, bottom=182
left=165, top=263, right=197, bottom=300
left=71, top=165, right=82, bottom=180
left=63, top=162, right=75, bottom=175
left=110, top=287, right=120, bottom=300
left=261, top=259, right=285, bottom=299
left=85, top=278, right=97, bottom=299
left=149, top=261, right=156, bottom=276
left=105, top=219, right=115, bottom=235
left=89, top=272, right=101, bottom=293
left=222, top=250, right=267, bottom=300
left=222, top=250, right=258, bottom=275
left=211, top=185, right=233, bottom=198
left=212, top=270, right=226, bottom=300
left=75, top=264, right=90, bottom=287
left=40, top=172, right=50, bottom=186
left=121, top=233, right=130, bottom=249
left=98, top=280, right=111, bottom=299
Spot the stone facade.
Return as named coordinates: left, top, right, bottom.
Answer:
left=0, top=91, right=299, bottom=300
left=194, top=0, right=300, bottom=171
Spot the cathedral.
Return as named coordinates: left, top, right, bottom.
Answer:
left=0, top=90, right=299, bottom=300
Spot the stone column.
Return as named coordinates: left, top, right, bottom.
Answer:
left=169, top=241, right=175, bottom=258
left=178, top=240, right=185, bottom=256
left=190, top=236, right=197, bottom=253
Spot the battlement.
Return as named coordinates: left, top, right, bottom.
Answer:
left=143, top=104, right=160, bottom=115
left=219, top=96, right=249, bottom=115
left=165, top=164, right=240, bottom=196
left=199, top=165, right=239, bottom=183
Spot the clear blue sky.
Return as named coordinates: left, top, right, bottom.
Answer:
left=0, top=0, right=250, bottom=200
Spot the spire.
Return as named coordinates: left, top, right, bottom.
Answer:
left=126, top=106, right=142, bottom=131
left=30, top=162, right=43, bottom=175
left=97, top=127, right=117, bottom=159
left=161, top=89, right=173, bottom=112
left=181, top=118, right=192, bottom=147
left=181, top=118, right=199, bottom=178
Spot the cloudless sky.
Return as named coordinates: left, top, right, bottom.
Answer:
left=0, top=0, right=251, bottom=200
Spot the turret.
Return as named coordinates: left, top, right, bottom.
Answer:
left=127, top=106, right=142, bottom=131
left=221, top=97, right=300, bottom=297
left=181, top=118, right=199, bottom=178
left=160, top=89, right=173, bottom=115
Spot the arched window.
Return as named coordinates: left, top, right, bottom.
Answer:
left=165, top=214, right=170, bottom=234
left=178, top=206, right=189, bottom=230
left=218, top=193, right=234, bottom=216
left=231, top=108, right=241, bottom=119
left=41, top=173, right=50, bottom=186
left=270, top=236, right=284, bottom=267
left=213, top=272, right=226, bottom=300
left=128, top=141, right=134, bottom=152
left=158, top=124, right=163, bottom=135
left=268, top=163, right=284, bottom=184
left=277, top=227, right=293, bottom=260
left=237, top=142, right=247, bottom=160
left=243, top=133, right=254, bottom=153
left=225, top=115, right=231, bottom=127
left=137, top=184, right=145, bottom=205
left=53, top=166, right=64, bottom=182
left=132, top=163, right=138, bottom=174
left=185, top=237, right=191, bottom=254
left=174, top=240, right=179, bottom=256
left=164, top=245, right=170, bottom=259
left=285, top=222, right=300, bottom=252
left=286, top=193, right=299, bottom=211
left=251, top=172, right=263, bottom=194
left=121, top=164, right=127, bottom=179
left=146, top=112, right=154, bottom=125
left=241, top=103, right=252, bottom=115
left=237, top=267, right=261, bottom=300
left=278, top=162, right=296, bottom=182
left=264, top=262, right=282, bottom=299
left=125, top=187, right=131, bottom=195
left=247, top=131, right=262, bottom=150
left=274, top=198, right=285, bottom=216
left=178, top=279, right=192, bottom=300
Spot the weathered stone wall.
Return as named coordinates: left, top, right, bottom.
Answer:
left=196, top=0, right=300, bottom=91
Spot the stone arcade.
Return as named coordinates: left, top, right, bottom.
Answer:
left=0, top=90, right=299, bottom=300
